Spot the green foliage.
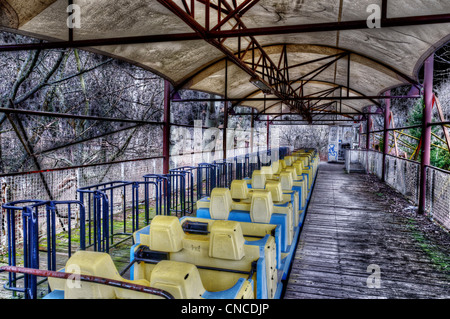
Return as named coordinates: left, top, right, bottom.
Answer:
left=406, top=98, right=450, bottom=170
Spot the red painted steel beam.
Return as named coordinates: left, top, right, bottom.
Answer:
left=156, top=0, right=313, bottom=122
left=382, top=90, right=390, bottom=182
left=419, top=54, right=434, bottom=214
left=0, top=14, right=449, bottom=53
left=172, top=95, right=421, bottom=102
left=163, top=80, right=171, bottom=174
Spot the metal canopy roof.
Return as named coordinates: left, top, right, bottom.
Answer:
left=1, top=0, right=450, bottom=120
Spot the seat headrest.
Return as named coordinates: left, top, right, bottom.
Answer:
left=284, top=156, right=293, bottom=166
left=230, top=180, right=249, bottom=200
left=251, top=170, right=266, bottom=189
left=149, top=216, right=184, bottom=253
left=285, top=167, right=298, bottom=178
left=260, top=166, right=273, bottom=179
left=150, top=260, right=206, bottom=299
left=64, top=251, right=119, bottom=299
left=265, top=181, right=283, bottom=202
left=279, top=172, right=293, bottom=191
left=210, top=188, right=232, bottom=219
left=209, top=220, right=245, bottom=261
left=293, top=161, right=303, bottom=172
left=250, top=190, right=274, bottom=223
left=271, top=161, right=281, bottom=175
left=279, top=160, right=287, bottom=169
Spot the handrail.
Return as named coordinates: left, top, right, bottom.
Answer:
left=0, top=266, right=174, bottom=299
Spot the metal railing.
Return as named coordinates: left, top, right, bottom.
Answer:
left=345, top=149, right=450, bottom=231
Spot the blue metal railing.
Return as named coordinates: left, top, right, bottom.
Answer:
left=1, top=146, right=290, bottom=299
left=3, top=200, right=84, bottom=299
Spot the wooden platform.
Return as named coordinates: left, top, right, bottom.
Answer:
left=284, top=162, right=450, bottom=299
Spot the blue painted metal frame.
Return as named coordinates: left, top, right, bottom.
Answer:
left=2, top=200, right=85, bottom=299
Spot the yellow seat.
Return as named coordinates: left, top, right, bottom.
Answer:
left=209, top=220, right=246, bottom=261
left=250, top=190, right=274, bottom=224
left=150, top=260, right=206, bottom=299
left=149, top=215, right=185, bottom=253
left=251, top=170, right=266, bottom=189
left=57, top=251, right=158, bottom=299
left=210, top=188, right=233, bottom=220
left=230, top=180, right=250, bottom=201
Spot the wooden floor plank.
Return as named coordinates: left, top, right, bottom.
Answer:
left=283, top=162, right=450, bottom=299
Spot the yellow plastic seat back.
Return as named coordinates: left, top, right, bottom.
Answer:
left=230, top=180, right=250, bottom=200
left=260, top=166, right=273, bottom=179
left=279, top=160, right=287, bottom=169
left=64, top=251, right=119, bottom=299
left=265, top=181, right=283, bottom=202
left=284, top=156, right=293, bottom=166
left=250, top=191, right=274, bottom=223
left=209, top=220, right=246, bottom=261
left=150, top=260, right=206, bottom=299
left=279, top=172, right=294, bottom=191
left=150, top=215, right=184, bottom=253
left=251, top=170, right=266, bottom=189
left=210, top=188, right=232, bottom=219
left=285, top=167, right=298, bottom=179
left=271, top=161, right=281, bottom=175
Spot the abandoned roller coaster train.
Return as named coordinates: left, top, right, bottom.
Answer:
left=0, top=147, right=319, bottom=299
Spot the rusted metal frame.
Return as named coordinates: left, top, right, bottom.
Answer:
left=196, top=0, right=230, bottom=15
left=347, top=53, right=351, bottom=97
left=0, top=266, right=174, bottom=299
left=181, top=0, right=192, bottom=16
left=381, top=0, right=388, bottom=20
left=258, top=118, right=361, bottom=122
left=211, top=0, right=260, bottom=32
left=301, top=89, right=340, bottom=114
left=223, top=58, right=229, bottom=160
left=432, top=94, right=450, bottom=152
left=0, top=155, right=165, bottom=178
left=419, top=54, right=434, bottom=214
left=0, top=107, right=163, bottom=125
left=292, top=53, right=349, bottom=97
left=211, top=0, right=305, bottom=116
left=363, top=124, right=423, bottom=134
left=382, top=90, right=390, bottom=182
left=157, top=0, right=310, bottom=121
left=310, top=101, right=338, bottom=113
left=68, top=0, right=73, bottom=42
left=173, top=94, right=419, bottom=103
left=34, top=123, right=145, bottom=156
left=235, top=111, right=370, bottom=116
left=5, top=106, right=67, bottom=230
left=163, top=80, right=171, bottom=174
left=281, top=52, right=346, bottom=71
left=205, top=0, right=210, bottom=30
left=219, top=22, right=240, bottom=44
left=389, top=111, right=399, bottom=157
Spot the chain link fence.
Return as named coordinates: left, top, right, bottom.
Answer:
left=0, top=157, right=163, bottom=255
left=346, top=149, right=449, bottom=231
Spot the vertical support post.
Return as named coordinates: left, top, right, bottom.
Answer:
left=382, top=90, right=390, bottom=182
left=163, top=80, right=171, bottom=175
left=250, top=108, right=255, bottom=153
left=419, top=54, right=434, bottom=214
left=223, top=59, right=228, bottom=160
left=366, top=106, right=371, bottom=150
left=266, top=115, right=270, bottom=150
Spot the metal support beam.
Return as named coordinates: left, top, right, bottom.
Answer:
left=163, top=80, right=171, bottom=174
left=366, top=106, right=372, bottom=150
left=382, top=91, right=390, bottom=182
left=223, top=59, right=229, bottom=160
left=419, top=54, right=434, bottom=214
